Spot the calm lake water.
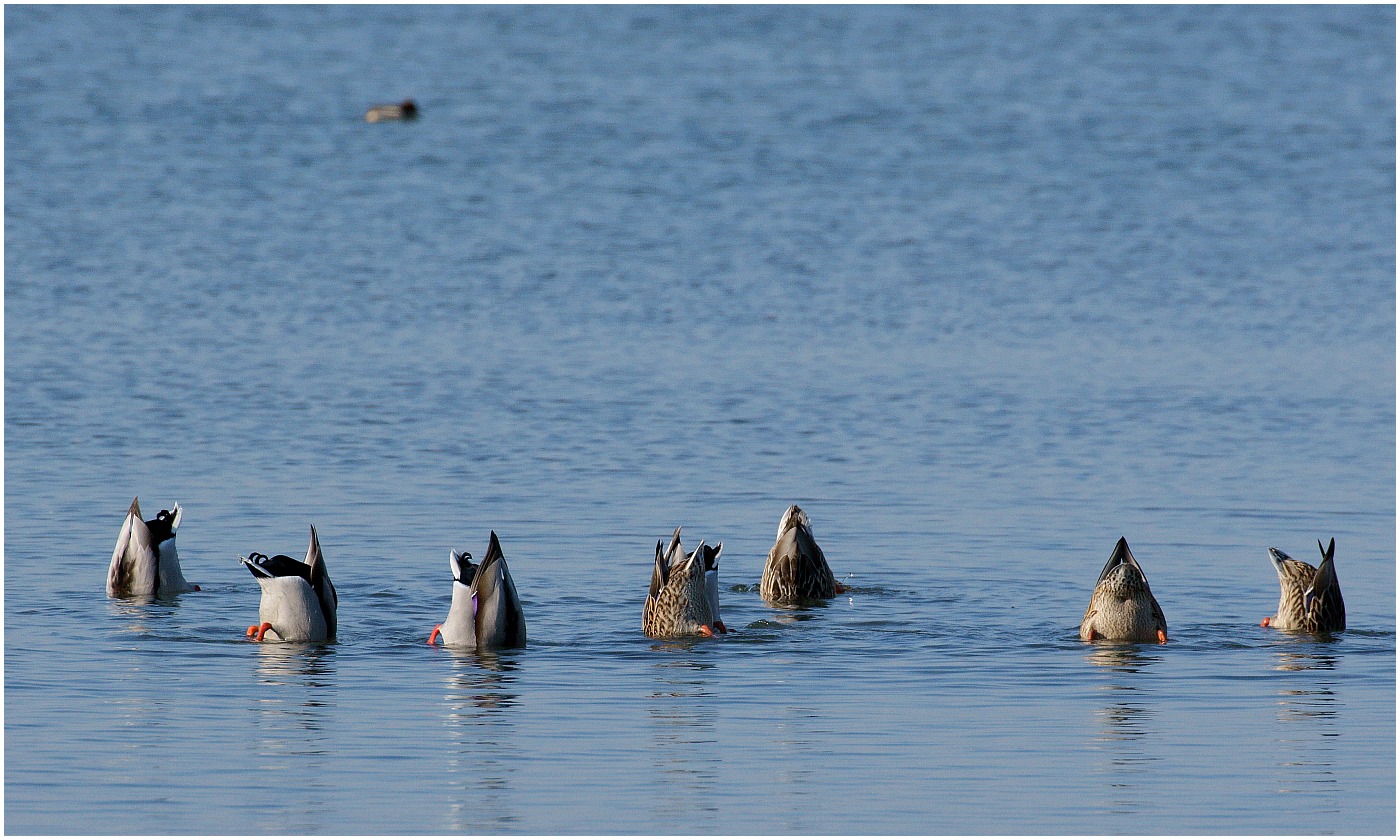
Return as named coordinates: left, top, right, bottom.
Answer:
left=5, top=5, right=1395, bottom=834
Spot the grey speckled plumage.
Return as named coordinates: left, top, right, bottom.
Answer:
left=1080, top=537, right=1168, bottom=644
left=643, top=527, right=718, bottom=639
left=1263, top=539, right=1345, bottom=634
left=760, top=505, right=837, bottom=606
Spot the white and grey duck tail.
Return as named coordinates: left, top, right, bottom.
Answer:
left=700, top=541, right=727, bottom=633
left=429, top=531, right=527, bottom=649
left=108, top=497, right=197, bottom=596
left=240, top=525, right=337, bottom=642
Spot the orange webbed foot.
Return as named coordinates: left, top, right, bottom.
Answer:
left=428, top=625, right=442, bottom=645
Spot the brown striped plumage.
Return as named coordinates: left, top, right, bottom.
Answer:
left=643, top=528, right=717, bottom=639
left=1262, top=539, right=1345, bottom=634
left=760, top=505, right=837, bottom=606
left=1080, top=537, right=1168, bottom=644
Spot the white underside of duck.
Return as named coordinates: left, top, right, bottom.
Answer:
left=431, top=534, right=527, bottom=650
left=241, top=526, right=337, bottom=642
left=253, top=576, right=329, bottom=642
left=437, top=581, right=478, bottom=647
left=108, top=500, right=196, bottom=596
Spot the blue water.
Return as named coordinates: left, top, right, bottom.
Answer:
left=5, top=5, right=1395, bottom=834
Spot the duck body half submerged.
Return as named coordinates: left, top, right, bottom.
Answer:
left=241, top=525, right=337, bottom=642
left=108, top=497, right=197, bottom=596
left=761, top=505, right=838, bottom=606
left=1080, top=537, right=1168, bottom=644
left=1262, top=539, right=1345, bottom=633
left=430, top=531, right=527, bottom=649
left=365, top=99, right=418, bottom=122
left=643, top=527, right=722, bottom=639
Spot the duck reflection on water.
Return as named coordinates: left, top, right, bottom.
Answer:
left=1085, top=643, right=1163, bottom=818
left=441, top=649, right=523, bottom=831
left=1271, top=647, right=1341, bottom=801
left=646, top=657, right=720, bottom=829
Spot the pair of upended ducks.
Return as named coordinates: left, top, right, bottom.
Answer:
left=238, top=529, right=524, bottom=646
left=643, top=504, right=846, bottom=638
left=107, top=498, right=526, bottom=648
left=1080, top=536, right=1346, bottom=643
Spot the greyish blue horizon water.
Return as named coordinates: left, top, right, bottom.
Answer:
left=5, top=5, right=1395, bottom=835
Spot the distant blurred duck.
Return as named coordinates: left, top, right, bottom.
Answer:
left=241, top=526, right=337, bottom=642
left=1080, top=537, right=1167, bottom=643
left=1261, top=539, right=1345, bottom=633
left=644, top=527, right=723, bottom=638
left=760, top=505, right=843, bottom=606
left=429, top=531, right=527, bottom=649
left=365, top=99, right=418, bottom=122
left=108, top=497, right=198, bottom=596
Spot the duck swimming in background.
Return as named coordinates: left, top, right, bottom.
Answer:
left=643, top=527, right=721, bottom=639
left=1080, top=537, right=1168, bottom=643
left=241, top=525, right=337, bottom=642
left=107, top=497, right=198, bottom=596
left=364, top=99, right=418, bottom=122
left=1262, top=539, right=1345, bottom=633
left=429, top=531, right=527, bottom=649
left=761, top=505, right=843, bottom=606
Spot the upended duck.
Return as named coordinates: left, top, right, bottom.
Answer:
left=241, top=525, right=337, bottom=642
left=760, top=505, right=843, bottom=606
left=429, top=531, right=527, bottom=649
left=1261, top=539, right=1345, bottom=633
left=1080, top=537, right=1168, bottom=643
left=365, top=99, right=418, bottom=122
left=108, top=497, right=198, bottom=596
left=643, top=527, right=724, bottom=639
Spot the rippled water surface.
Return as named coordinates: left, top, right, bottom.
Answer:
left=5, top=5, right=1395, bottom=834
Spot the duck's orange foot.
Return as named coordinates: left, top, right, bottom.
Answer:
left=835, top=583, right=850, bottom=594
left=246, top=625, right=258, bottom=638
left=428, top=625, right=442, bottom=645
left=698, top=624, right=715, bottom=637
left=1260, top=617, right=1271, bottom=627
left=1157, top=629, right=1168, bottom=644
left=252, top=622, right=272, bottom=642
